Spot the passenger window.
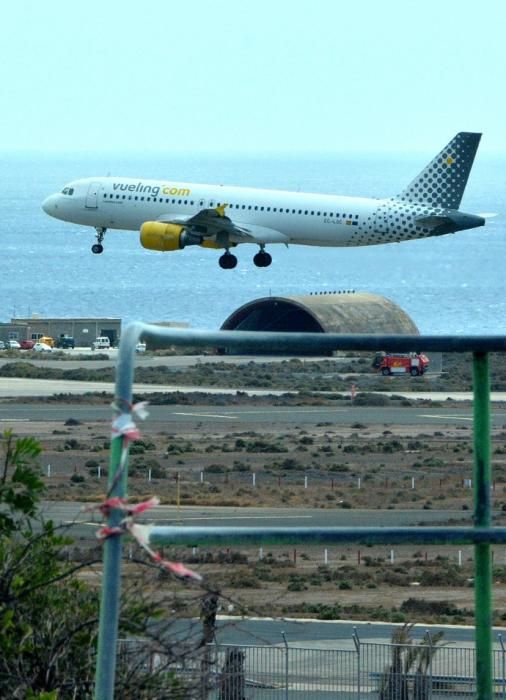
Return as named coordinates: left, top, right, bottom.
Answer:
left=242, top=205, right=245, bottom=209
left=116, top=195, right=120, bottom=199
left=267, top=207, right=271, bottom=212
left=69, top=188, right=74, bottom=195
left=140, top=197, right=144, bottom=201
left=273, top=208, right=277, bottom=212
left=260, top=206, right=264, bottom=211
left=248, top=205, right=252, bottom=210
left=135, top=196, right=138, bottom=200
left=304, top=210, right=308, bottom=215
left=254, top=206, right=258, bottom=210
left=147, top=197, right=151, bottom=202
left=311, top=211, right=314, bottom=215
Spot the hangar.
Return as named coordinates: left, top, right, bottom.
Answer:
left=220, top=291, right=419, bottom=355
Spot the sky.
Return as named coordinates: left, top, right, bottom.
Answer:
left=1, top=0, right=505, bottom=154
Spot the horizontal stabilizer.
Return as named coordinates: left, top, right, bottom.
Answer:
left=415, top=211, right=485, bottom=233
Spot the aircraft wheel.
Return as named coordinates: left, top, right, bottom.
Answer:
left=219, top=252, right=237, bottom=269
left=91, top=244, right=104, bottom=254
left=253, top=251, right=272, bottom=267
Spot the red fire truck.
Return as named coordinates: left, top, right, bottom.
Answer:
left=376, top=353, right=429, bottom=377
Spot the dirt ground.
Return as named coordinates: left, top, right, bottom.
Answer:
left=5, top=407, right=506, bottom=626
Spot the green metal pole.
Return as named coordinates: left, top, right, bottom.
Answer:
left=94, top=434, right=129, bottom=699
left=473, top=351, right=493, bottom=699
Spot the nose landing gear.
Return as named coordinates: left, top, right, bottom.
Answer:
left=92, top=227, right=107, bottom=254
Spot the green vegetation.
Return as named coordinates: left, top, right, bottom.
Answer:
left=0, top=430, right=223, bottom=698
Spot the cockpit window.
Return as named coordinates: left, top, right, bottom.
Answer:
left=61, top=187, right=74, bottom=195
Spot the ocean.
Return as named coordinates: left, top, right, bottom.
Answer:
left=1, top=150, right=504, bottom=335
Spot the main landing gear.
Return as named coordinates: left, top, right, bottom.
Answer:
left=253, top=249, right=272, bottom=268
left=91, top=227, right=107, bottom=254
left=218, top=247, right=273, bottom=270
left=219, top=251, right=238, bottom=269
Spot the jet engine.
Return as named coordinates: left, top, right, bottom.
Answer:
left=140, top=222, right=202, bottom=251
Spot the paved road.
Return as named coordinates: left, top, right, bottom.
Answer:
left=2, top=403, right=506, bottom=427
left=211, top=617, right=505, bottom=647
left=43, top=501, right=472, bottom=540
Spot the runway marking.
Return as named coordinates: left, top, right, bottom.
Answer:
left=419, top=414, right=473, bottom=421
left=63, top=515, right=312, bottom=525
left=0, top=418, right=30, bottom=422
left=158, top=515, right=313, bottom=521
left=171, top=409, right=347, bottom=417
left=172, top=412, right=235, bottom=419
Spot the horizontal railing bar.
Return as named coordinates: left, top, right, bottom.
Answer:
left=127, top=322, right=506, bottom=353
left=149, top=525, right=506, bottom=547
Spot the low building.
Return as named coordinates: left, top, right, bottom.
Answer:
left=1, top=317, right=122, bottom=347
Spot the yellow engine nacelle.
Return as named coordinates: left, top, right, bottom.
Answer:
left=140, top=222, right=185, bottom=251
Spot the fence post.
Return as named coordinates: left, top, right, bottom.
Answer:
left=352, top=627, right=361, bottom=700
left=499, top=633, right=506, bottom=699
left=473, top=351, right=493, bottom=699
left=426, top=629, right=433, bottom=700
left=281, top=631, right=289, bottom=700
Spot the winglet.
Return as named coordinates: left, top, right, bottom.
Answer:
left=216, top=203, right=228, bottom=217
left=395, top=132, right=482, bottom=209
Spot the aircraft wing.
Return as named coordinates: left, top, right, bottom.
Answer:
left=157, top=205, right=289, bottom=244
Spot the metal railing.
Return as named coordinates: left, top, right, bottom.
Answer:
left=117, top=634, right=506, bottom=698
left=94, top=323, right=506, bottom=699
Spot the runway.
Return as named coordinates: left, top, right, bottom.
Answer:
left=42, top=501, right=472, bottom=539
left=2, top=402, right=506, bottom=428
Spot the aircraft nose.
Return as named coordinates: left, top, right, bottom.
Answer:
left=42, top=194, right=59, bottom=215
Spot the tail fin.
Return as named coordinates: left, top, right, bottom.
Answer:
left=395, top=132, right=481, bottom=209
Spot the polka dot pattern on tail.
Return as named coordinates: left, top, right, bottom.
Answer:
left=395, top=132, right=481, bottom=209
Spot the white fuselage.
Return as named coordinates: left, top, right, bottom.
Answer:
left=42, top=176, right=416, bottom=247
left=42, top=174, right=483, bottom=255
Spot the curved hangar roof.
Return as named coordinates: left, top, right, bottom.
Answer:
left=220, top=291, right=419, bottom=354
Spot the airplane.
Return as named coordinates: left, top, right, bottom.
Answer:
left=42, top=132, right=485, bottom=270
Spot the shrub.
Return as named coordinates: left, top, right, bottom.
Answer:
left=204, top=464, right=226, bottom=473
left=64, top=438, right=82, bottom=450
